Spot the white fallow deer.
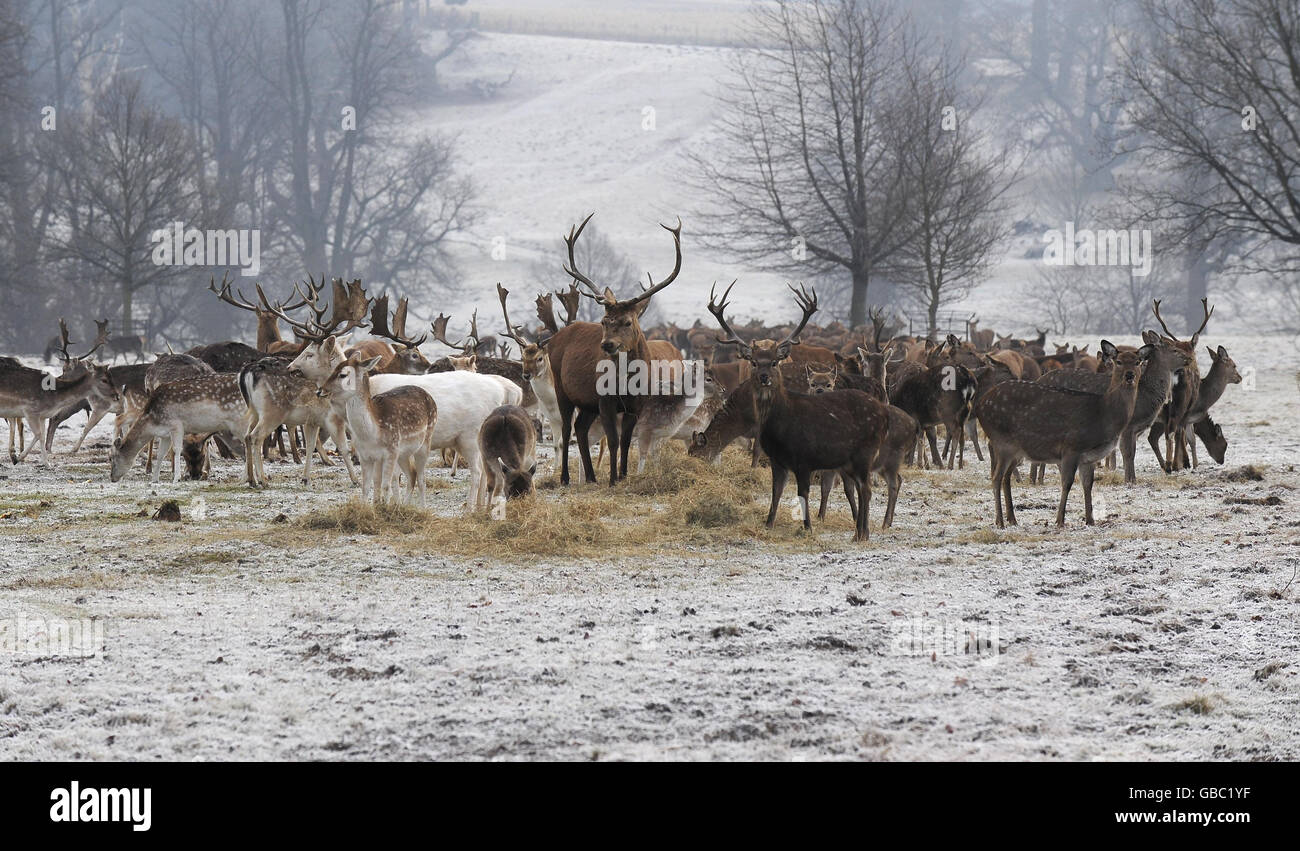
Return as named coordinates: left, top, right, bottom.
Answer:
left=316, top=355, right=438, bottom=505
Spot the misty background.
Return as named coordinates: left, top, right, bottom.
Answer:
left=0, top=0, right=1296, bottom=353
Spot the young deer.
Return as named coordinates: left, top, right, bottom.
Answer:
left=476, top=404, right=538, bottom=519
left=111, top=375, right=249, bottom=483
left=317, top=355, right=438, bottom=505
left=709, top=282, right=888, bottom=541
left=240, top=357, right=356, bottom=488
left=977, top=341, right=1153, bottom=528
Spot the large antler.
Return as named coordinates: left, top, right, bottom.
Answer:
left=55, top=318, right=110, bottom=362
left=868, top=306, right=886, bottom=353
left=620, top=217, right=682, bottom=308
left=562, top=212, right=604, bottom=302
left=706, top=280, right=752, bottom=358
left=777, top=284, right=818, bottom=348
left=266, top=276, right=370, bottom=342
left=497, top=283, right=530, bottom=345
left=430, top=313, right=463, bottom=350
left=370, top=295, right=427, bottom=349
left=1152, top=297, right=1214, bottom=342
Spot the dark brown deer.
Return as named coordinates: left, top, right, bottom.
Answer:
left=890, top=363, right=977, bottom=469
left=708, top=282, right=888, bottom=541
left=977, top=341, right=1152, bottom=527
left=548, top=212, right=683, bottom=486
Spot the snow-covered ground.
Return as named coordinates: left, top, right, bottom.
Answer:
left=1, top=332, right=1296, bottom=760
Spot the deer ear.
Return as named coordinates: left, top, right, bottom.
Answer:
left=360, top=356, right=382, bottom=373
left=1136, top=344, right=1156, bottom=362
left=1217, top=345, right=1228, bottom=360
left=775, top=341, right=792, bottom=360
left=1099, top=340, right=1118, bottom=359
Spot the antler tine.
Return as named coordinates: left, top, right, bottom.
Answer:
left=268, top=276, right=327, bottom=338
left=56, top=318, right=73, bottom=362
left=706, top=279, right=750, bottom=354
left=555, top=283, right=582, bottom=323
left=535, top=292, right=559, bottom=334
left=497, top=283, right=529, bottom=345
left=625, top=216, right=682, bottom=306
left=464, top=310, right=481, bottom=355
left=209, top=272, right=259, bottom=312
left=84, top=319, right=110, bottom=359
left=562, top=212, right=606, bottom=300
left=368, top=295, right=425, bottom=349
left=1151, top=299, right=1177, bottom=339
left=255, top=281, right=308, bottom=313
left=868, top=305, right=886, bottom=352
left=430, top=314, right=464, bottom=351
left=1192, top=297, right=1214, bottom=339
left=779, top=283, right=818, bottom=347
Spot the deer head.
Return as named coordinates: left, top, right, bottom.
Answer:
left=498, top=283, right=552, bottom=383
left=708, top=281, right=818, bottom=402
left=562, top=212, right=682, bottom=357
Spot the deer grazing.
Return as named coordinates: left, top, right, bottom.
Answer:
left=476, top=404, right=538, bottom=519
left=708, top=282, right=888, bottom=541
left=110, top=374, right=249, bottom=483
left=1, top=320, right=118, bottom=466
left=977, top=341, right=1153, bottom=528
left=1149, top=342, right=1239, bottom=470
left=547, top=212, right=683, bottom=486
left=316, top=355, right=438, bottom=505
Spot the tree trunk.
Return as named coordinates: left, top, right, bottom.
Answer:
left=850, top=265, right=870, bottom=327
left=1185, top=251, right=1209, bottom=332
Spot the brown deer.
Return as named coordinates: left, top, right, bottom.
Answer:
left=708, top=282, right=888, bottom=541
left=476, top=404, right=538, bottom=519
left=1, top=321, right=117, bottom=466
left=352, top=295, right=431, bottom=374
left=977, top=341, right=1153, bottom=527
left=1151, top=298, right=1214, bottom=472
left=316, top=355, right=438, bottom=505
left=890, top=363, right=978, bottom=469
left=548, top=212, right=683, bottom=486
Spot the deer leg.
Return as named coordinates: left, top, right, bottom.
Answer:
left=599, top=406, right=621, bottom=488
left=617, top=412, right=636, bottom=482
left=1148, top=421, right=1167, bottom=472
left=289, top=426, right=302, bottom=465
left=327, top=414, right=359, bottom=485
left=22, top=416, right=49, bottom=465
left=818, top=472, right=836, bottom=520
left=991, top=455, right=1007, bottom=528
left=1080, top=463, right=1097, bottom=525
left=794, top=469, right=813, bottom=531
left=572, top=406, right=598, bottom=485
left=1120, top=428, right=1137, bottom=485
left=854, top=474, right=872, bottom=542
left=1056, top=456, right=1079, bottom=527
left=883, top=469, right=901, bottom=529
left=766, top=464, right=789, bottom=528
left=1186, top=423, right=1198, bottom=469
left=966, top=419, right=984, bottom=461
left=300, top=425, right=320, bottom=485
left=926, top=426, right=941, bottom=466
left=70, top=409, right=108, bottom=454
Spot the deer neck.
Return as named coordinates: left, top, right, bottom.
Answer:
left=342, top=375, right=383, bottom=443
left=1103, top=370, right=1141, bottom=428
left=50, top=370, right=95, bottom=404
left=1196, top=360, right=1231, bottom=410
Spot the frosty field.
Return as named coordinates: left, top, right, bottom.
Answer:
left=0, top=333, right=1296, bottom=761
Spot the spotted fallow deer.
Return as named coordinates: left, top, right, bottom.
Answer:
left=316, top=355, right=438, bottom=505
left=110, top=374, right=249, bottom=483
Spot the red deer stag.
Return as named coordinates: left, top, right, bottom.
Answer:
left=549, top=213, right=683, bottom=486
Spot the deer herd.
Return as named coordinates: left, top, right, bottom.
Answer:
left=0, top=217, right=1244, bottom=541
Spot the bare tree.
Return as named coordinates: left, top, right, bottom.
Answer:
left=265, top=0, right=474, bottom=295
left=888, top=44, right=1018, bottom=338
left=45, top=75, right=200, bottom=335
left=1118, top=0, right=1300, bottom=325
left=689, top=0, right=917, bottom=326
